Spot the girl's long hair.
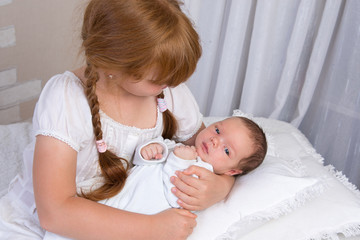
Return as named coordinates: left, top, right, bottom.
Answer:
left=80, top=0, right=201, bottom=201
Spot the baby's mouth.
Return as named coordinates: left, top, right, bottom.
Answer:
left=202, top=142, right=208, bottom=154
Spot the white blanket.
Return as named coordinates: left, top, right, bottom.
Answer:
left=1, top=116, right=360, bottom=240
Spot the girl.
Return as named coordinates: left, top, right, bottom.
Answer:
left=0, top=0, right=235, bottom=239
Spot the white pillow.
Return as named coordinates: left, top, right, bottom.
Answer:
left=189, top=155, right=323, bottom=240
left=189, top=115, right=325, bottom=240
left=191, top=113, right=360, bottom=240
left=236, top=160, right=360, bottom=240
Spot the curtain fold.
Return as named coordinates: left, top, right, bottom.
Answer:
left=183, top=0, right=228, bottom=115
left=208, top=0, right=255, bottom=117
left=299, top=0, right=360, bottom=187
left=270, top=0, right=324, bottom=124
left=183, top=0, right=360, bottom=187
left=292, top=0, right=342, bottom=126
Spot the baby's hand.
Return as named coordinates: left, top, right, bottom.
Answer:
left=141, top=143, right=164, bottom=160
left=173, top=145, right=198, bottom=160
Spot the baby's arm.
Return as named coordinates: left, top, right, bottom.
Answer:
left=133, top=137, right=169, bottom=166
left=173, top=145, right=198, bottom=160
left=163, top=146, right=200, bottom=208
left=141, top=143, right=164, bottom=160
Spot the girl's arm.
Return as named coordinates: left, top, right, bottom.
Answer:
left=174, top=122, right=235, bottom=211
left=171, top=167, right=235, bottom=211
left=33, top=135, right=196, bottom=240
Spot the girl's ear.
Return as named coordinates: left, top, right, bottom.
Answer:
left=224, top=169, right=243, bottom=176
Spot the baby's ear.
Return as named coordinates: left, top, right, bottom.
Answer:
left=224, top=169, right=243, bottom=176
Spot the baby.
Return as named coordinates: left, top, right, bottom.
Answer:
left=95, top=116, right=267, bottom=213
left=132, top=116, right=268, bottom=209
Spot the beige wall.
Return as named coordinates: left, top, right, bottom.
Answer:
left=0, top=0, right=86, bottom=124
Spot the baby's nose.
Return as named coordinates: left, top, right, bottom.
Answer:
left=211, top=137, right=219, bottom=147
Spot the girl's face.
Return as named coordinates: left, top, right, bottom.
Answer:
left=195, top=118, right=254, bottom=175
left=120, top=77, right=167, bottom=97
left=104, top=67, right=168, bottom=97
left=120, top=68, right=167, bottom=97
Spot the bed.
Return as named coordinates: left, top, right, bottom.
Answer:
left=1, top=110, right=360, bottom=240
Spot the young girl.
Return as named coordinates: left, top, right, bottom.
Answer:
left=0, top=0, right=234, bottom=240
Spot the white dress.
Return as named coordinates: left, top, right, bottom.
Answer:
left=100, top=137, right=213, bottom=213
left=43, top=137, right=213, bottom=240
left=0, top=71, right=203, bottom=240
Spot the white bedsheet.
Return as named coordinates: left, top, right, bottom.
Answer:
left=1, top=116, right=359, bottom=240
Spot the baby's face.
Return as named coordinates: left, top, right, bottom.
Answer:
left=195, top=118, right=254, bottom=175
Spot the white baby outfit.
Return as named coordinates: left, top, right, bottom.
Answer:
left=101, top=137, right=213, bottom=212
left=0, top=71, right=203, bottom=239
left=43, top=137, right=213, bottom=239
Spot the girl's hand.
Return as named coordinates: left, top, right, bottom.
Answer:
left=152, top=208, right=197, bottom=240
left=170, top=166, right=235, bottom=211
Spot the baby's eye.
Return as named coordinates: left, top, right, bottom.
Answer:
left=215, top=127, right=220, bottom=134
left=224, top=148, right=229, bottom=156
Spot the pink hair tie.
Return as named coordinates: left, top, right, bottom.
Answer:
left=157, top=98, right=167, bottom=112
left=96, top=139, right=107, bottom=153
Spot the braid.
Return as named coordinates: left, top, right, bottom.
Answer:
left=158, top=92, right=178, bottom=139
left=84, top=64, right=102, bottom=140
left=81, top=64, right=129, bottom=201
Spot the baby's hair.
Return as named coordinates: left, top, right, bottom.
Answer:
left=80, top=0, right=201, bottom=201
left=235, top=117, right=267, bottom=175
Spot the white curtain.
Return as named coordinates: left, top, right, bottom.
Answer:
left=183, top=0, right=360, bottom=188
